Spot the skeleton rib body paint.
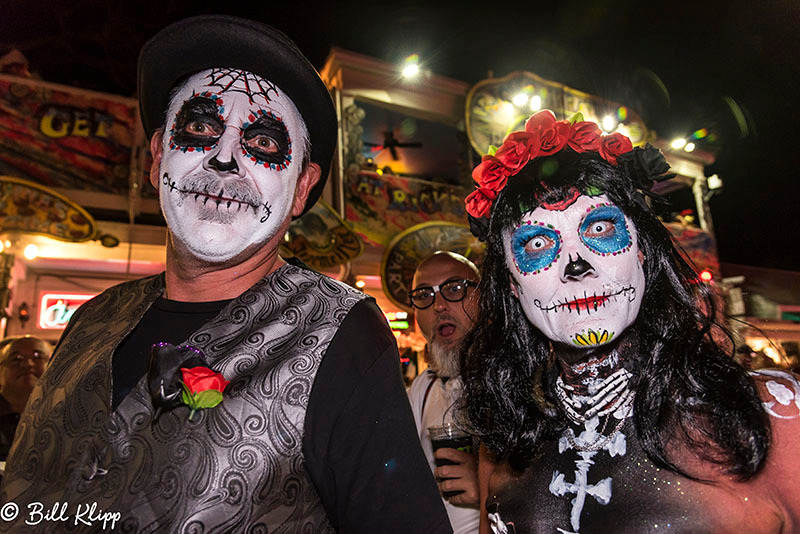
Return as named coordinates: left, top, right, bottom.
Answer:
left=504, top=194, right=645, bottom=347
left=158, top=68, right=308, bottom=263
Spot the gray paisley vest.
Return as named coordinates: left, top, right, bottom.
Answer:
left=0, top=264, right=366, bottom=533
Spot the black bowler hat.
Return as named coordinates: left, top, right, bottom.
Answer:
left=138, top=15, right=337, bottom=216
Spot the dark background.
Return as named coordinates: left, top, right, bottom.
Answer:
left=2, top=0, right=798, bottom=271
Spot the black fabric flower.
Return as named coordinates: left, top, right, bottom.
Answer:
left=148, top=342, right=208, bottom=418
left=619, top=143, right=674, bottom=190
left=468, top=213, right=490, bottom=242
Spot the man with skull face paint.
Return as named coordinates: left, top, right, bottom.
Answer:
left=460, top=110, right=800, bottom=533
left=0, top=16, right=450, bottom=534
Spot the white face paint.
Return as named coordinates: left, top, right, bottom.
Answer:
left=504, top=194, right=645, bottom=348
left=157, top=68, right=308, bottom=263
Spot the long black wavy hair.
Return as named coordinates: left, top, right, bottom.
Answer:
left=460, top=149, right=770, bottom=479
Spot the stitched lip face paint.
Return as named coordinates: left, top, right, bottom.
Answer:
left=504, top=194, right=645, bottom=347
left=157, top=68, right=308, bottom=264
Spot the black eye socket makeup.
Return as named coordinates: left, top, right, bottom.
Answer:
left=241, top=114, right=290, bottom=166
left=171, top=96, right=224, bottom=148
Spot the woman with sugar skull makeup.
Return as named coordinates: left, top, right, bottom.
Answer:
left=460, top=110, right=800, bottom=534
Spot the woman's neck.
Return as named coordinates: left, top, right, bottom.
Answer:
left=556, top=330, right=639, bottom=394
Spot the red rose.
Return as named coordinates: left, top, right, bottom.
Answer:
left=181, top=366, right=229, bottom=394
left=495, top=132, right=539, bottom=172
left=524, top=110, right=557, bottom=134
left=472, top=155, right=510, bottom=191
left=465, top=188, right=496, bottom=218
left=568, top=121, right=602, bottom=153
left=538, top=120, right=571, bottom=156
left=599, top=133, right=633, bottom=165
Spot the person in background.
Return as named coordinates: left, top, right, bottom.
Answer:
left=0, top=15, right=448, bottom=534
left=0, top=336, right=51, bottom=460
left=408, top=251, right=481, bottom=534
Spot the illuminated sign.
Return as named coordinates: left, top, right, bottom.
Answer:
left=38, top=293, right=95, bottom=330
left=383, top=311, right=410, bottom=330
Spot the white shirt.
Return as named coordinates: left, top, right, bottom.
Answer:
left=408, top=370, right=480, bottom=534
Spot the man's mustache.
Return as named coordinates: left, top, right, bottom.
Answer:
left=165, top=171, right=262, bottom=209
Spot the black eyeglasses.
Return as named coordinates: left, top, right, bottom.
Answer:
left=408, top=279, right=477, bottom=310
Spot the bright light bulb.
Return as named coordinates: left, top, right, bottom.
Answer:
left=671, top=138, right=687, bottom=149
left=3, top=240, right=10, bottom=249
left=529, top=95, right=542, bottom=111
left=23, top=244, right=39, bottom=260
left=601, top=115, right=617, bottom=132
left=684, top=142, right=696, bottom=152
left=355, top=279, right=366, bottom=289
left=512, top=93, right=529, bottom=107
left=402, top=64, right=419, bottom=78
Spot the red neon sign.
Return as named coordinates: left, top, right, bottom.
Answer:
left=38, top=293, right=95, bottom=330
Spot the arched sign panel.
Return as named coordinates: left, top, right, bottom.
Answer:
left=465, top=71, right=649, bottom=156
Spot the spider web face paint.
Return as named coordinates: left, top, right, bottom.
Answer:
left=206, top=68, right=279, bottom=103
left=158, top=69, right=308, bottom=264
left=504, top=195, right=645, bottom=347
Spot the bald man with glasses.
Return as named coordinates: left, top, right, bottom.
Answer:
left=0, top=336, right=52, bottom=461
left=407, top=251, right=480, bottom=534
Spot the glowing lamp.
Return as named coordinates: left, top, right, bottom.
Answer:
left=23, top=244, right=39, bottom=260
left=529, top=95, right=542, bottom=111
left=402, top=63, right=419, bottom=78
left=355, top=279, right=366, bottom=289
left=671, top=138, right=687, bottom=149
left=699, top=270, right=713, bottom=283
left=512, top=93, right=529, bottom=107
left=601, top=115, right=617, bottom=133
left=684, top=142, right=696, bottom=152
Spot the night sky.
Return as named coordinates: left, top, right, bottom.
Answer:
left=3, top=0, right=799, bottom=271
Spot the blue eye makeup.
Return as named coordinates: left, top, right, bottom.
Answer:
left=579, top=204, right=631, bottom=256
left=510, top=222, right=562, bottom=275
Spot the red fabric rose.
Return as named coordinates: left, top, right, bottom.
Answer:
left=472, top=155, right=510, bottom=191
left=568, top=121, right=602, bottom=153
left=599, top=133, right=633, bottom=165
left=538, top=120, right=571, bottom=156
left=495, top=131, right=539, bottom=172
left=465, top=188, right=496, bottom=218
left=525, top=111, right=569, bottom=156
left=181, top=366, right=229, bottom=394
left=524, top=110, right=557, bottom=134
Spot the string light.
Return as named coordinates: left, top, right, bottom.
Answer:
left=670, top=138, right=687, bottom=149
left=601, top=115, right=618, bottom=133
left=401, top=54, right=420, bottom=78
left=24, top=244, right=39, bottom=260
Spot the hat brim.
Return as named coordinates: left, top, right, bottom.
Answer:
left=138, top=15, right=336, bottom=216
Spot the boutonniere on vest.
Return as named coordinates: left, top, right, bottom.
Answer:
left=180, top=366, right=230, bottom=421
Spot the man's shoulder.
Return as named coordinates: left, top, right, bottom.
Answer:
left=408, top=371, right=435, bottom=406
left=264, top=261, right=366, bottom=303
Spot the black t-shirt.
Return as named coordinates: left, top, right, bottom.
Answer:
left=110, top=287, right=451, bottom=533
left=112, top=297, right=230, bottom=409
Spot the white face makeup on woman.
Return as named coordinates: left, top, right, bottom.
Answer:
left=154, top=68, right=309, bottom=264
left=504, top=193, right=645, bottom=348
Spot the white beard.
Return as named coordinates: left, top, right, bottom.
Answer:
left=428, top=341, right=461, bottom=378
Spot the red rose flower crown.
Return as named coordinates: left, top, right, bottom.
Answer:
left=464, top=110, right=672, bottom=233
